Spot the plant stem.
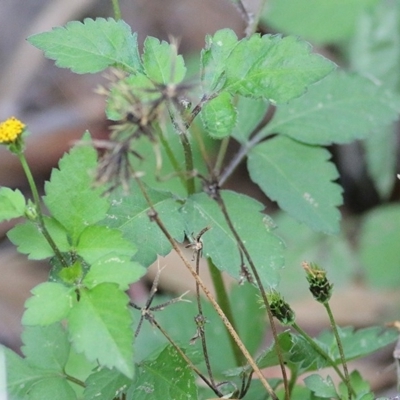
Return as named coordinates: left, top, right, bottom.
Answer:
left=111, top=0, right=122, bottom=20
left=208, top=258, right=244, bottom=366
left=214, top=137, right=230, bottom=177
left=64, top=372, right=85, bottom=388
left=292, top=322, right=350, bottom=386
left=133, top=175, right=278, bottom=399
left=324, top=302, right=353, bottom=399
left=180, top=132, right=196, bottom=195
left=213, top=193, right=289, bottom=400
left=16, top=151, right=68, bottom=267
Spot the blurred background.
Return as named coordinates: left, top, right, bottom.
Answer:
left=1, top=0, right=400, bottom=396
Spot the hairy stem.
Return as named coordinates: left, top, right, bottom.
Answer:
left=214, top=137, right=230, bottom=177
left=208, top=258, right=244, bottom=366
left=324, top=302, right=353, bottom=399
left=213, top=193, right=289, bottom=400
left=180, top=132, right=196, bottom=195
left=17, top=151, right=68, bottom=267
left=111, top=0, right=122, bottom=20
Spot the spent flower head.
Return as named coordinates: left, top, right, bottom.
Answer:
left=0, top=116, right=25, bottom=145
left=263, top=291, right=295, bottom=326
left=302, top=261, right=333, bottom=304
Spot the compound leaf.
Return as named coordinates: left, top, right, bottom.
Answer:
left=7, top=216, right=70, bottom=260
left=0, top=187, right=25, bottom=222
left=28, top=18, right=141, bottom=74
left=264, top=71, right=400, bottom=145
left=143, top=37, right=186, bottom=84
left=128, top=345, right=197, bottom=400
left=22, top=282, right=75, bottom=326
left=44, top=138, right=109, bottom=241
left=223, top=34, right=335, bottom=103
left=68, top=283, right=134, bottom=378
left=181, top=190, right=284, bottom=288
left=201, top=92, right=237, bottom=138
left=248, top=136, right=342, bottom=234
left=104, top=182, right=185, bottom=266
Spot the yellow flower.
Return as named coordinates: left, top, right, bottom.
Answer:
left=0, top=117, right=25, bottom=144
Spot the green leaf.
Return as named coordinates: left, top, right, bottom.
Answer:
left=22, top=282, right=75, bottom=326
left=231, top=96, right=269, bottom=143
left=76, top=225, right=136, bottom=264
left=68, top=283, right=134, bottom=378
left=304, top=374, right=338, bottom=398
left=0, top=187, right=25, bottom=221
left=128, top=345, right=198, bottom=400
left=4, top=324, right=77, bottom=400
left=363, top=124, right=397, bottom=199
left=200, top=28, right=239, bottom=92
left=248, top=136, right=342, bottom=234
left=223, top=34, right=335, bottom=103
left=317, top=326, right=398, bottom=362
left=181, top=190, right=284, bottom=288
left=22, top=323, right=70, bottom=371
left=338, top=371, right=372, bottom=400
left=104, top=182, right=185, bottom=266
left=83, top=255, right=145, bottom=290
left=84, top=368, right=132, bottom=400
left=142, top=37, right=186, bottom=84
left=28, top=18, right=142, bottom=74
left=264, top=71, right=400, bottom=145
left=44, top=139, right=109, bottom=241
left=262, top=0, right=378, bottom=44
left=201, top=92, right=237, bottom=138
left=359, top=205, right=400, bottom=287
left=349, top=0, right=400, bottom=90
left=7, top=216, right=70, bottom=260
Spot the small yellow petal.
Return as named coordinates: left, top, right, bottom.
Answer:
left=0, top=117, right=25, bottom=144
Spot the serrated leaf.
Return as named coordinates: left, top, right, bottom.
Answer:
left=264, top=71, right=400, bottom=145
left=262, top=0, right=378, bottom=44
left=181, top=190, right=284, bottom=288
left=44, top=139, right=109, bottom=241
left=0, top=187, right=25, bottom=221
left=22, top=323, right=70, bottom=370
left=7, top=216, right=70, bottom=260
left=3, top=346, right=38, bottom=399
left=304, top=374, right=338, bottom=398
left=339, top=371, right=372, bottom=400
left=248, top=136, right=342, bottom=234
left=22, top=282, right=75, bottom=326
left=128, top=345, right=197, bottom=400
left=200, top=28, right=239, bottom=92
left=201, top=92, right=237, bottom=138
left=28, top=18, right=142, bottom=74
left=103, top=182, right=185, bottom=266
left=231, top=96, right=269, bottom=143
left=4, top=324, right=77, bottom=400
left=359, top=205, right=400, bottom=287
left=142, top=37, right=186, bottom=84
left=317, top=326, right=398, bottom=362
left=83, top=254, right=145, bottom=290
left=223, top=34, right=335, bottom=103
left=76, top=225, right=136, bottom=264
left=68, top=283, right=134, bottom=378
left=84, top=368, right=131, bottom=400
